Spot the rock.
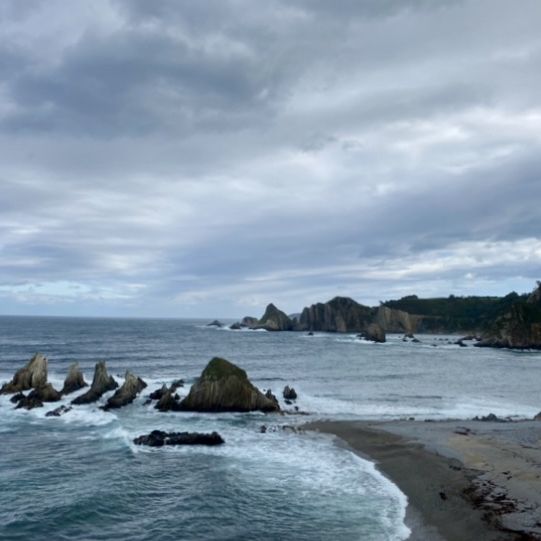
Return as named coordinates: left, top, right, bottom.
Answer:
left=283, top=385, right=297, bottom=400
left=307, top=331, right=314, bottom=336
left=412, top=338, right=421, bottom=343
left=155, top=387, right=182, bottom=412
left=359, top=323, right=386, bottom=343
left=133, top=430, right=224, bottom=447
left=170, top=379, right=184, bottom=391
left=46, top=405, right=72, bottom=417
left=0, top=353, right=48, bottom=394
left=229, top=322, right=242, bottom=330
left=149, top=384, right=168, bottom=401
left=473, top=413, right=507, bottom=422
left=180, top=357, right=280, bottom=413
left=61, top=362, right=87, bottom=395
left=256, top=303, right=294, bottom=331
left=10, top=392, right=25, bottom=404
left=264, top=389, right=279, bottom=408
left=15, top=382, right=62, bottom=410
left=299, top=297, right=374, bottom=333
left=534, top=411, right=541, bottom=421
left=241, top=316, right=259, bottom=328
left=455, top=339, right=467, bottom=347
left=102, top=371, right=147, bottom=410
left=71, top=361, right=118, bottom=405
left=206, top=320, right=223, bottom=328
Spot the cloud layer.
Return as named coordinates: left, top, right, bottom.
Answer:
left=1, top=0, right=540, bottom=317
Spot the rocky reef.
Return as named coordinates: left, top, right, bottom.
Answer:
left=71, top=361, right=118, bottom=405
left=133, top=430, right=224, bottom=447
left=180, top=357, right=280, bottom=412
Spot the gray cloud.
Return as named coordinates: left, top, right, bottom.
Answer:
left=0, top=0, right=540, bottom=317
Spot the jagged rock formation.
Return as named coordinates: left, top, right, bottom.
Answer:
left=103, top=371, right=147, bottom=410
left=61, top=363, right=87, bottom=395
left=283, top=385, right=297, bottom=400
left=0, top=353, right=48, bottom=394
left=476, top=283, right=541, bottom=349
left=298, top=297, right=374, bottom=332
left=375, top=305, right=416, bottom=334
left=359, top=323, right=386, bottom=343
left=71, top=361, right=118, bottom=405
left=180, top=357, right=280, bottom=412
left=256, top=304, right=294, bottom=331
left=15, top=383, right=61, bottom=410
left=155, top=387, right=182, bottom=411
left=133, top=430, right=224, bottom=447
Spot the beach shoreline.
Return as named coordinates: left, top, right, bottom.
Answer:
left=304, top=420, right=541, bottom=541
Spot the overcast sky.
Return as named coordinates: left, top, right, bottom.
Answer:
left=1, top=0, right=540, bottom=318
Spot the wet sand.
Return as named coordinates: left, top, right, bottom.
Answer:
left=305, top=420, right=541, bottom=541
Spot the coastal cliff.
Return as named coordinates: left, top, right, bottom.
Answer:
left=298, top=297, right=374, bottom=332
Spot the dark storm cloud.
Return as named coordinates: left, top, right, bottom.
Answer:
left=0, top=0, right=540, bottom=316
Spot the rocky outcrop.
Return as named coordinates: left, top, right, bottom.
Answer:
left=283, top=385, right=297, bottom=400
left=206, top=320, right=223, bottom=328
left=256, top=304, right=294, bottom=331
left=0, top=353, right=48, bottom=394
left=61, top=363, right=87, bottom=395
left=133, top=430, right=224, bottom=447
left=71, top=361, right=118, bottom=405
left=180, top=357, right=280, bottom=413
left=298, top=297, right=374, bottom=332
left=375, top=305, right=416, bottom=334
left=155, top=387, right=182, bottom=411
left=476, top=283, right=541, bottom=349
left=103, top=371, right=147, bottom=410
left=15, top=383, right=61, bottom=410
left=241, top=316, right=259, bottom=328
left=359, top=323, right=386, bottom=343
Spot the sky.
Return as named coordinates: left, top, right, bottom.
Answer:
left=1, top=0, right=541, bottom=318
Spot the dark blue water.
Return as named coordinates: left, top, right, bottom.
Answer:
left=1, top=316, right=541, bottom=540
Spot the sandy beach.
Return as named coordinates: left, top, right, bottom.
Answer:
left=305, top=420, right=541, bottom=541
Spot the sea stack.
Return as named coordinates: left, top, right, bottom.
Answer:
left=180, top=357, right=280, bottom=413
left=71, top=361, right=118, bottom=405
left=103, top=371, right=147, bottom=410
left=0, top=353, right=48, bottom=394
left=61, top=362, right=87, bottom=395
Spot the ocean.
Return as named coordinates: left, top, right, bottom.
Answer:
left=1, top=316, right=540, bottom=540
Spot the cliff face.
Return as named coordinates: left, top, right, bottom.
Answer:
left=477, top=283, right=541, bottom=349
left=298, top=297, right=375, bottom=332
left=375, top=306, right=416, bottom=334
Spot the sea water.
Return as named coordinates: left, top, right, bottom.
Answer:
left=1, top=316, right=540, bottom=540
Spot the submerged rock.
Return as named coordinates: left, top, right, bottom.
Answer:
left=133, top=430, right=224, bottom=447
left=61, top=362, right=87, bottom=395
left=71, top=361, right=118, bottom=405
left=180, top=357, right=280, bottom=413
left=103, top=371, right=147, bottom=410
left=46, top=405, right=73, bottom=417
left=0, top=353, right=48, bottom=394
left=283, top=385, right=298, bottom=400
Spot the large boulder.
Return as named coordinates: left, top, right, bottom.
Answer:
left=256, top=304, right=294, bottom=331
left=180, top=357, right=280, bottom=413
left=15, top=383, right=61, bottom=410
left=71, top=361, right=118, bottom=405
left=61, top=362, right=87, bottom=395
left=133, top=430, right=224, bottom=447
left=103, top=371, right=147, bottom=410
left=0, top=353, right=48, bottom=394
